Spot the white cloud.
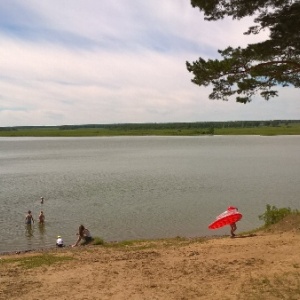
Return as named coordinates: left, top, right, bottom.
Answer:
left=0, top=1, right=298, bottom=126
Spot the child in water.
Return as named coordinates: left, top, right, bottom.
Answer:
left=38, top=211, right=45, bottom=224
left=56, top=236, right=64, bottom=247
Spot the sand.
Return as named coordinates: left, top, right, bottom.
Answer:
left=1, top=215, right=300, bottom=300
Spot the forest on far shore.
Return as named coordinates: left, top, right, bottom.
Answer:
left=0, top=120, right=300, bottom=136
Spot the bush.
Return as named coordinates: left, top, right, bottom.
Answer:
left=259, top=204, right=298, bottom=226
left=92, top=237, right=104, bottom=246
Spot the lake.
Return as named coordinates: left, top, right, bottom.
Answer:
left=1, top=136, right=299, bottom=253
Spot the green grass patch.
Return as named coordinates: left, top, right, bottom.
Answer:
left=104, top=236, right=207, bottom=250
left=91, top=236, right=105, bottom=246
left=0, top=254, right=73, bottom=269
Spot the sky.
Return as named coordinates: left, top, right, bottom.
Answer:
left=0, top=0, right=299, bottom=127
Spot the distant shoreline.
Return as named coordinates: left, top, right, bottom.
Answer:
left=1, top=120, right=300, bottom=137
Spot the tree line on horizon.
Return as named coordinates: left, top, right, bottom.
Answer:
left=1, top=119, right=299, bottom=131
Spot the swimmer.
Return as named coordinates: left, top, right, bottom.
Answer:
left=38, top=211, right=45, bottom=224
left=25, top=210, right=34, bottom=225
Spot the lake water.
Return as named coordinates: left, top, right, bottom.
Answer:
left=1, top=136, right=299, bottom=253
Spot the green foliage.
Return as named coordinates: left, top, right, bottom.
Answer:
left=92, top=237, right=105, bottom=246
left=187, top=0, right=300, bottom=103
left=259, top=204, right=299, bottom=226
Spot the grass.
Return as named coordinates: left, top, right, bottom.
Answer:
left=102, top=236, right=207, bottom=251
left=0, top=253, right=73, bottom=269
left=91, top=236, right=105, bottom=246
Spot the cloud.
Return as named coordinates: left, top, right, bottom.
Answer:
left=0, top=0, right=297, bottom=126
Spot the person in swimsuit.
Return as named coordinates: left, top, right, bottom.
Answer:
left=230, top=222, right=237, bottom=237
left=72, top=225, right=93, bottom=247
left=228, top=206, right=238, bottom=238
left=25, top=210, right=34, bottom=225
left=38, top=211, right=45, bottom=224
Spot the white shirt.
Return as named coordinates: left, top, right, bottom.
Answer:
left=56, top=238, right=64, bottom=245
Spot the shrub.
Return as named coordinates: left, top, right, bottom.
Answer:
left=92, top=237, right=104, bottom=246
left=259, top=204, right=298, bottom=227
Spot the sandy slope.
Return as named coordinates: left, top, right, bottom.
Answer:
left=1, top=216, right=300, bottom=300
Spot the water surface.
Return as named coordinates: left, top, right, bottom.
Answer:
left=1, top=136, right=299, bottom=253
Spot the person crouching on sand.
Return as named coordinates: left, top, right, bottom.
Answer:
left=72, top=225, right=93, bottom=247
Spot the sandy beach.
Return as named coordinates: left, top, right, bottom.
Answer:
left=1, top=215, right=300, bottom=300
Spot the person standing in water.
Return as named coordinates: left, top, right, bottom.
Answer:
left=38, top=211, right=45, bottom=224
left=25, top=210, right=34, bottom=225
left=40, top=197, right=44, bottom=204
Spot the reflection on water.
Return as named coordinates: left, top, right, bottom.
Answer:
left=25, top=224, right=34, bottom=237
left=38, top=223, right=46, bottom=235
left=38, top=223, right=46, bottom=244
left=25, top=224, right=34, bottom=248
left=25, top=222, right=47, bottom=248
left=1, top=136, right=300, bottom=253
